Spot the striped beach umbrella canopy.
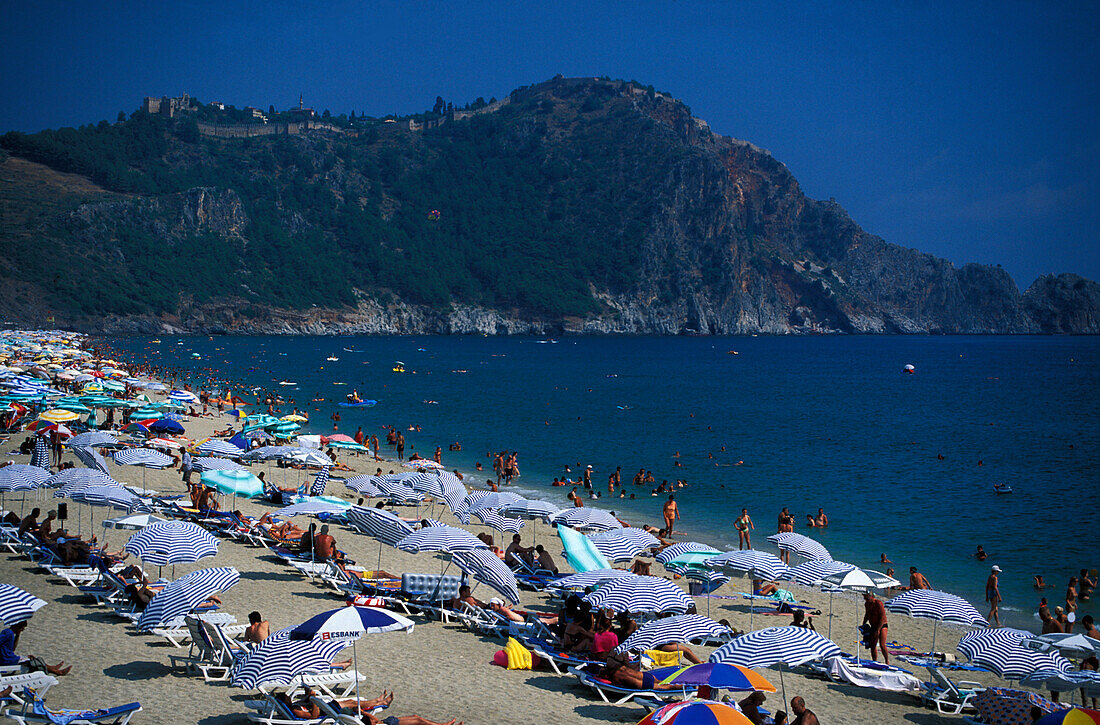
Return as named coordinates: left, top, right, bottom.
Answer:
left=461, top=491, right=524, bottom=521
left=196, top=439, right=245, bottom=457
left=1022, top=633, right=1100, bottom=659
left=781, top=559, right=857, bottom=587
left=0, top=583, right=47, bottom=625
left=71, top=444, right=112, bottom=475
left=308, top=467, right=330, bottom=497
left=1021, top=669, right=1100, bottom=697
left=370, top=477, right=423, bottom=504
left=405, top=472, right=445, bottom=497
left=679, top=568, right=732, bottom=590
left=276, top=500, right=348, bottom=517
left=343, top=475, right=385, bottom=496
left=434, top=471, right=468, bottom=512
left=584, top=575, right=694, bottom=614
left=290, top=606, right=415, bottom=642
left=191, top=457, right=245, bottom=473
left=615, top=614, right=734, bottom=654
left=657, top=662, right=776, bottom=693
left=125, top=520, right=219, bottom=566
left=549, top=507, right=623, bottom=532
left=0, top=464, right=50, bottom=492
left=710, top=627, right=841, bottom=669
left=102, top=513, right=167, bottom=530
left=200, top=469, right=263, bottom=498
left=547, top=568, right=633, bottom=591
left=766, top=532, right=831, bottom=561
left=450, top=548, right=522, bottom=604
left=455, top=490, right=493, bottom=516
left=67, top=431, right=118, bottom=447
left=345, top=506, right=415, bottom=546
left=498, top=498, right=561, bottom=522
left=589, top=528, right=661, bottom=562
left=70, top=484, right=146, bottom=512
left=705, top=550, right=791, bottom=581
left=168, top=390, right=199, bottom=404
left=30, top=435, right=50, bottom=470
left=638, top=699, right=754, bottom=725
left=657, top=542, right=723, bottom=567
left=113, top=448, right=173, bottom=468
left=230, top=625, right=350, bottom=690
left=395, top=525, right=488, bottom=554
left=886, top=590, right=989, bottom=651
left=819, top=567, right=899, bottom=592
left=958, top=628, right=1071, bottom=680
left=51, top=470, right=118, bottom=497
left=136, top=566, right=240, bottom=631
left=38, top=409, right=79, bottom=422
left=471, top=509, right=526, bottom=533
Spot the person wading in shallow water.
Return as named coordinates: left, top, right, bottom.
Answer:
left=662, top=494, right=679, bottom=536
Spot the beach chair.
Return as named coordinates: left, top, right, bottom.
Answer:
left=7, top=688, right=141, bottom=725
left=244, top=690, right=328, bottom=725
left=567, top=666, right=679, bottom=705
left=168, top=616, right=239, bottom=682
left=525, top=640, right=604, bottom=675
left=256, top=671, right=366, bottom=700
left=920, top=665, right=985, bottom=715
left=309, top=695, right=387, bottom=725
left=0, top=674, right=57, bottom=715
left=148, top=613, right=242, bottom=648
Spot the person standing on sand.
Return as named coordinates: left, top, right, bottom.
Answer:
left=735, top=508, right=754, bottom=550
left=395, top=431, right=405, bottom=461
left=862, top=592, right=890, bottom=665
left=370, top=434, right=380, bottom=461
left=662, top=494, right=680, bottom=536
left=986, top=566, right=1002, bottom=627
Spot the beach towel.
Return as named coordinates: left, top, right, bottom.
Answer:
left=974, top=687, right=1066, bottom=725
left=824, top=657, right=922, bottom=692
left=644, top=650, right=681, bottom=668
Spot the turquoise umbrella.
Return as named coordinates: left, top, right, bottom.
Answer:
left=200, top=469, right=263, bottom=498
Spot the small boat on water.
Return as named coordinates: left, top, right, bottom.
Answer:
left=326, top=355, right=339, bottom=361
left=993, top=483, right=1013, bottom=495
left=392, top=361, right=406, bottom=373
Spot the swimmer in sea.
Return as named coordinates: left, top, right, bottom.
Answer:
left=975, top=545, right=987, bottom=561
left=815, top=508, right=828, bottom=527
left=1034, top=574, right=1051, bottom=589
left=880, top=553, right=893, bottom=564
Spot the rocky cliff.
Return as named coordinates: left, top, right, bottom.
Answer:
left=1, top=76, right=1096, bottom=334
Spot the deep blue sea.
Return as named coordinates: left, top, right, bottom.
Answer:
left=102, top=334, right=1099, bottom=631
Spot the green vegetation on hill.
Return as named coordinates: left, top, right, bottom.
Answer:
left=0, top=80, right=679, bottom=320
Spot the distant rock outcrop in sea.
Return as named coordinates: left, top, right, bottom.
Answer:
left=1, top=76, right=1097, bottom=334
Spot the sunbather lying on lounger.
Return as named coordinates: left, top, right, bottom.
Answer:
left=277, top=688, right=462, bottom=725
left=448, top=586, right=525, bottom=624
left=599, top=651, right=675, bottom=691
left=0, top=620, right=72, bottom=676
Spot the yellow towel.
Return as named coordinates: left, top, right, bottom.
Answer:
left=644, top=649, right=680, bottom=668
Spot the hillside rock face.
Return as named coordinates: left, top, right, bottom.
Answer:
left=2, top=76, right=1097, bottom=334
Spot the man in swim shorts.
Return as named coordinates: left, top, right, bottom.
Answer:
left=862, top=592, right=890, bottom=664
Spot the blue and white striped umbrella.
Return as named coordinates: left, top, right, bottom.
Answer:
left=549, top=507, right=622, bottom=532
left=546, top=568, right=633, bottom=591
left=308, top=467, right=330, bottom=497
left=345, top=506, right=415, bottom=546
left=1022, top=632, right=1100, bottom=659
left=705, top=550, right=792, bottom=581
left=277, top=500, right=348, bottom=517
left=419, top=518, right=447, bottom=528
left=405, top=473, right=444, bottom=498
left=766, top=532, right=831, bottom=561
left=674, top=568, right=732, bottom=589
left=710, top=626, right=842, bottom=669
left=780, top=559, right=857, bottom=587
left=0, top=583, right=47, bottom=625
left=370, top=478, right=423, bottom=504
left=51, top=470, right=118, bottom=496
left=455, top=490, right=493, bottom=518
left=886, top=589, right=989, bottom=653
left=168, top=390, right=199, bottom=404
left=191, top=456, right=245, bottom=473
left=471, top=509, right=526, bottom=533
left=71, top=444, right=112, bottom=475
left=819, top=567, right=899, bottom=592
left=30, top=435, right=50, bottom=470
left=343, top=475, right=385, bottom=496
left=957, top=628, right=1071, bottom=680
left=498, top=498, right=561, bottom=523
left=886, top=589, right=988, bottom=626
left=450, top=549, right=522, bottom=604
left=0, top=464, right=50, bottom=492
left=136, top=567, right=240, bottom=631
left=70, top=484, right=145, bottom=511
left=196, top=439, right=245, bottom=457
left=461, top=491, right=524, bottom=521
left=67, top=431, right=119, bottom=447
left=583, top=575, right=694, bottom=614
left=434, top=472, right=468, bottom=513
left=231, top=626, right=350, bottom=690
left=395, top=525, right=488, bottom=554
left=589, top=528, right=661, bottom=563
left=125, top=520, right=219, bottom=566
left=614, top=614, right=732, bottom=653
left=657, top=542, right=723, bottom=566
left=113, top=448, right=173, bottom=468
left=291, top=606, right=414, bottom=642
left=1021, top=668, right=1100, bottom=694
left=246, top=445, right=299, bottom=461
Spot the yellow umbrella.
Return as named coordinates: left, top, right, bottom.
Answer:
left=39, top=409, right=80, bottom=422
left=280, top=414, right=308, bottom=422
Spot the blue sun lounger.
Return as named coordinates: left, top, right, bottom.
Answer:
left=8, top=689, right=141, bottom=725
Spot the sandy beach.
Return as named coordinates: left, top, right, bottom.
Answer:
left=0, top=392, right=1061, bottom=725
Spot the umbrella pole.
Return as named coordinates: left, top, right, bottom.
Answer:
left=931, top=620, right=938, bottom=656
left=779, top=664, right=788, bottom=713
left=353, top=640, right=361, bottom=709
left=827, top=591, right=834, bottom=640
left=377, top=541, right=382, bottom=573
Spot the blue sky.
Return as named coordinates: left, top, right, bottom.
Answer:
left=2, top=1, right=1097, bottom=286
